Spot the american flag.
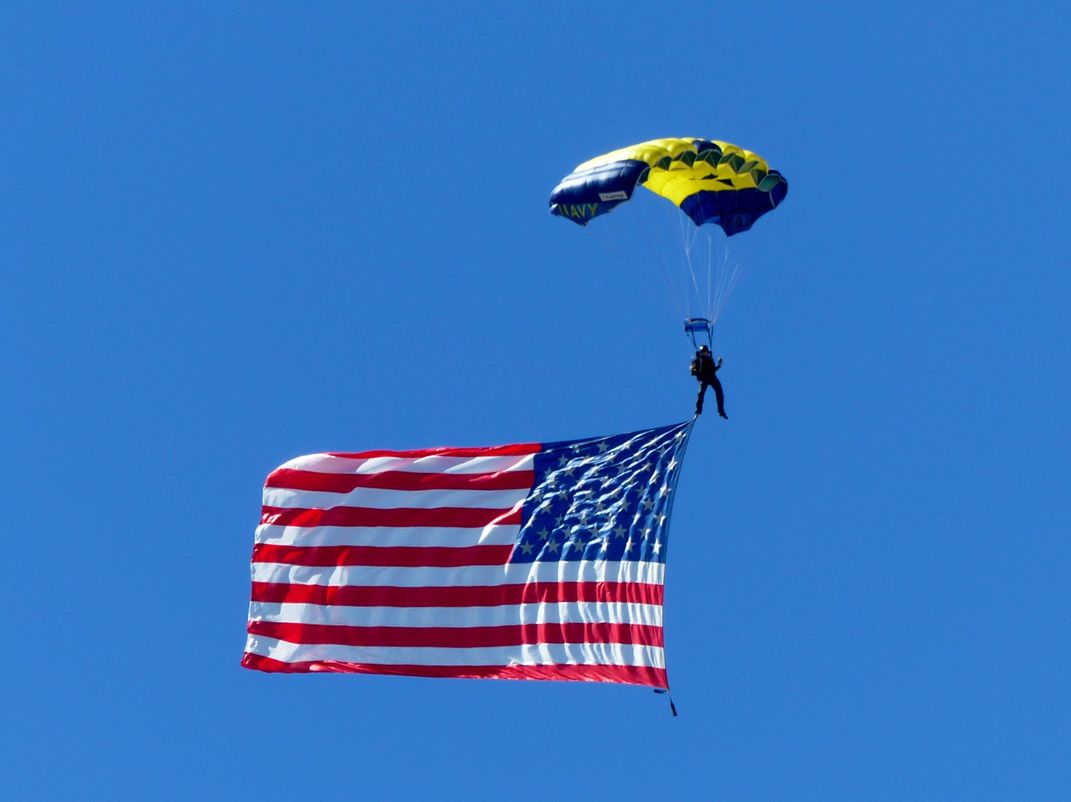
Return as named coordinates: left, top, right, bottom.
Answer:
left=242, top=420, right=694, bottom=688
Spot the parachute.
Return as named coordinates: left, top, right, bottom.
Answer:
left=549, top=137, right=788, bottom=338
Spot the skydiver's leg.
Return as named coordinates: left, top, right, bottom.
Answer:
left=695, top=383, right=707, bottom=415
left=712, top=376, right=727, bottom=419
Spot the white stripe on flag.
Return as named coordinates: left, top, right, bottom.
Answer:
left=277, top=454, right=535, bottom=476
left=261, top=486, right=530, bottom=511
left=250, top=559, right=666, bottom=588
left=255, top=523, right=522, bottom=548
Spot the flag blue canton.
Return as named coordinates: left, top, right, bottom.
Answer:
left=511, top=421, right=694, bottom=565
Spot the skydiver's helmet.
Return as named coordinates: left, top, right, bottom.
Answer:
left=699, top=345, right=710, bottom=354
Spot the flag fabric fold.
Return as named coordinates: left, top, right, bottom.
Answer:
left=243, top=420, right=694, bottom=688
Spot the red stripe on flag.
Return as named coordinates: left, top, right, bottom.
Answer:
left=252, top=543, right=513, bottom=568
left=240, top=652, right=667, bottom=688
left=250, top=581, right=664, bottom=608
left=248, top=619, right=664, bottom=649
left=261, top=505, right=522, bottom=528
left=266, top=468, right=535, bottom=493
left=327, top=444, right=541, bottom=458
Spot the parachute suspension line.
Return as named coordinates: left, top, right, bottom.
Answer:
left=712, top=246, right=734, bottom=323
left=707, top=241, right=723, bottom=324
left=716, top=212, right=778, bottom=321
left=584, top=209, right=687, bottom=324
left=705, top=229, right=715, bottom=322
left=721, top=249, right=745, bottom=323
left=677, top=209, right=705, bottom=318
left=648, top=208, right=691, bottom=322
left=718, top=260, right=743, bottom=323
left=710, top=263, right=720, bottom=323
left=629, top=205, right=689, bottom=322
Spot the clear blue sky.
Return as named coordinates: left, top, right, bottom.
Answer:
left=4, top=3, right=1069, bottom=799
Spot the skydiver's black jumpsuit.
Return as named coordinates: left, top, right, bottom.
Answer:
left=692, top=350, right=727, bottom=418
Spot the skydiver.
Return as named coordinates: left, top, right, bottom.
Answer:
left=691, top=345, right=727, bottom=419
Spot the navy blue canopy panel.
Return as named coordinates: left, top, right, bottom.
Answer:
left=548, top=160, right=650, bottom=226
